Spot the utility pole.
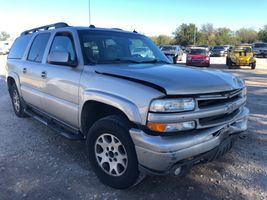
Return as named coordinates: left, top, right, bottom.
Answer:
left=194, top=26, right=197, bottom=46
left=88, top=0, right=91, bottom=25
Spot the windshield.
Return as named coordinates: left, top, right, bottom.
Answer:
left=254, top=43, right=267, bottom=48
left=234, top=47, right=251, bottom=52
left=213, top=46, right=224, bottom=50
left=78, top=30, right=170, bottom=64
left=189, top=49, right=207, bottom=55
left=161, top=46, right=176, bottom=51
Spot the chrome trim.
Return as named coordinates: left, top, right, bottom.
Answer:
left=147, top=96, right=246, bottom=124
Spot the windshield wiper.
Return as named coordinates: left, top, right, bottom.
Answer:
left=139, top=59, right=170, bottom=64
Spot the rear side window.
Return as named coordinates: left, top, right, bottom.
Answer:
left=27, top=33, right=50, bottom=63
left=8, top=35, right=32, bottom=59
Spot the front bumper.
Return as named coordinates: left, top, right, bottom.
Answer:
left=130, top=107, right=249, bottom=174
left=186, top=60, right=209, bottom=66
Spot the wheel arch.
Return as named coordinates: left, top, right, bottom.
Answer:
left=80, top=90, right=142, bottom=136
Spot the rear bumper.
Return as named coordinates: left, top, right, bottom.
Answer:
left=130, top=107, right=249, bottom=174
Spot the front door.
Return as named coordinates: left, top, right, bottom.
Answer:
left=40, top=32, right=82, bottom=128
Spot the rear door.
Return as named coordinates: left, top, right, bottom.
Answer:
left=40, top=31, right=83, bottom=127
left=20, top=33, right=51, bottom=108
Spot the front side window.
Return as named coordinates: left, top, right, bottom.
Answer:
left=27, top=33, right=50, bottom=63
left=79, top=30, right=169, bottom=65
left=49, top=33, right=76, bottom=62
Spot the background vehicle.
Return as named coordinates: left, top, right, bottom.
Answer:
left=197, top=45, right=209, bottom=52
left=6, top=22, right=249, bottom=189
left=0, top=42, right=11, bottom=55
left=252, top=42, right=267, bottom=58
left=160, top=45, right=183, bottom=63
left=186, top=47, right=210, bottom=67
left=185, top=45, right=194, bottom=53
left=226, top=45, right=256, bottom=69
left=210, top=45, right=225, bottom=57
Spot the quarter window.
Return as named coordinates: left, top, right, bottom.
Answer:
left=8, top=35, right=32, bottom=59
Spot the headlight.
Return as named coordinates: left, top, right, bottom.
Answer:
left=220, top=50, right=224, bottom=53
left=150, top=98, right=195, bottom=112
left=241, top=87, right=247, bottom=97
left=231, top=56, right=236, bottom=61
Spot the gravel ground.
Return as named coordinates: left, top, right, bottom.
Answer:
left=0, top=55, right=266, bottom=200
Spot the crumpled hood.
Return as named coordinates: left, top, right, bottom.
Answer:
left=95, top=64, right=244, bottom=95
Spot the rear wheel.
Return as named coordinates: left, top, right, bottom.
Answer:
left=10, top=84, right=28, bottom=118
left=86, top=115, right=142, bottom=189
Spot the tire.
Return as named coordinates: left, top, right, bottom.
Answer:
left=227, top=58, right=233, bottom=69
left=226, top=57, right=229, bottom=66
left=86, top=115, right=141, bottom=189
left=251, top=62, right=256, bottom=70
left=10, top=84, right=28, bottom=118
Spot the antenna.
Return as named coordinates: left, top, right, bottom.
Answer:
left=88, top=0, right=91, bottom=25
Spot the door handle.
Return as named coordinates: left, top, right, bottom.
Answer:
left=41, top=71, right=47, bottom=78
left=22, top=68, right=27, bottom=73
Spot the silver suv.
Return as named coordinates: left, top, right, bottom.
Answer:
left=6, top=23, right=249, bottom=189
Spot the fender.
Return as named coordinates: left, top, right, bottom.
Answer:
left=79, top=89, right=143, bottom=127
left=6, top=71, right=21, bottom=95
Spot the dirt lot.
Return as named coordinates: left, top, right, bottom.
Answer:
left=0, top=55, right=266, bottom=200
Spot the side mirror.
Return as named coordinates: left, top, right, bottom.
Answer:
left=47, top=51, right=77, bottom=67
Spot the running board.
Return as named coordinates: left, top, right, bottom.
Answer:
left=24, top=108, right=85, bottom=140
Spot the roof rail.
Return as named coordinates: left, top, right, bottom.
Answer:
left=21, top=22, right=69, bottom=36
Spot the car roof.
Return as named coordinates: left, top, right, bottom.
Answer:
left=191, top=47, right=206, bottom=50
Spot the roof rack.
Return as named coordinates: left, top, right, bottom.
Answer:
left=21, top=22, right=69, bottom=36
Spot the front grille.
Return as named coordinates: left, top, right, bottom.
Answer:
left=198, top=94, right=239, bottom=108
left=196, top=89, right=245, bottom=128
left=199, top=108, right=240, bottom=126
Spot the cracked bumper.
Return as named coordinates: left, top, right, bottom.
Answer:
left=130, top=107, right=249, bottom=173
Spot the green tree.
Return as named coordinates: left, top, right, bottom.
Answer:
left=149, top=35, right=173, bottom=46
left=236, top=28, right=258, bottom=43
left=173, top=23, right=197, bottom=46
left=258, top=25, right=267, bottom=42
left=0, top=31, right=10, bottom=41
left=198, top=23, right=216, bottom=46
left=214, top=28, right=239, bottom=45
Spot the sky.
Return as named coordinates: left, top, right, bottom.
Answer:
left=0, top=0, right=267, bottom=39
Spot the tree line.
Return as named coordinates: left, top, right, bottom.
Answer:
left=150, top=23, right=267, bottom=46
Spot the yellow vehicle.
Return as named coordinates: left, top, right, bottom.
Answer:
left=226, top=45, right=256, bottom=69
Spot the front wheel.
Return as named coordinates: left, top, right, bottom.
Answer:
left=86, top=115, right=141, bottom=189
